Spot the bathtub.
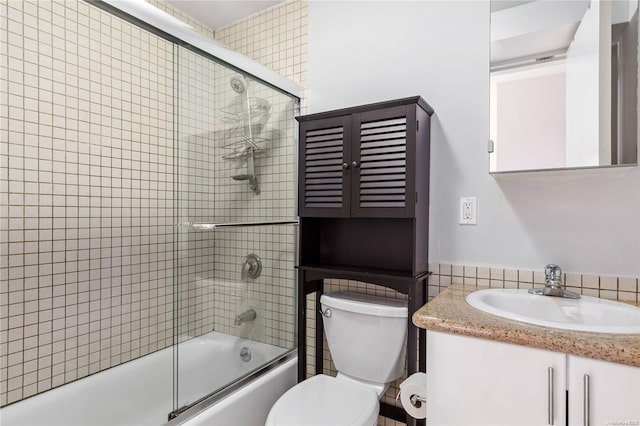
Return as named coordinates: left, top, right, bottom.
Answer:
left=0, top=332, right=296, bottom=426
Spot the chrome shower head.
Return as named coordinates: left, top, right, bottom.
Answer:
left=230, top=75, right=246, bottom=94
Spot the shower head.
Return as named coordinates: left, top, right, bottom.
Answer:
left=230, top=75, right=246, bottom=94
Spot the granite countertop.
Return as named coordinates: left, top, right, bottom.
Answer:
left=412, top=284, right=640, bottom=368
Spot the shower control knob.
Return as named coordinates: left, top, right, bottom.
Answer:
left=352, top=161, right=359, bottom=168
left=342, top=162, right=349, bottom=170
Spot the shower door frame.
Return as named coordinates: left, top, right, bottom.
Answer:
left=85, top=1, right=302, bottom=423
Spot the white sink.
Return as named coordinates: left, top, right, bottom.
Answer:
left=466, top=288, right=640, bottom=334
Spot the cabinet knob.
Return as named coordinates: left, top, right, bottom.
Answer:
left=352, top=161, right=359, bottom=168
left=342, top=162, right=349, bottom=170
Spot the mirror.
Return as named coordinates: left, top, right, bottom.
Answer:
left=489, top=0, right=638, bottom=173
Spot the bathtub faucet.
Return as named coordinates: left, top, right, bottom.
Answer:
left=234, top=309, right=257, bottom=326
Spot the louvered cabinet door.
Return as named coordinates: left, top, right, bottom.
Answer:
left=351, top=105, right=416, bottom=218
left=299, top=116, right=352, bottom=217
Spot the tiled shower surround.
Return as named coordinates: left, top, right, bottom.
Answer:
left=0, top=0, right=175, bottom=405
left=174, top=46, right=297, bottom=345
left=0, top=0, right=297, bottom=407
left=215, top=0, right=308, bottom=106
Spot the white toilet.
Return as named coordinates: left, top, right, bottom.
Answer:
left=266, top=292, right=408, bottom=426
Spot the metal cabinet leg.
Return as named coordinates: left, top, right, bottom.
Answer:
left=297, top=269, right=306, bottom=383
left=315, top=281, right=324, bottom=376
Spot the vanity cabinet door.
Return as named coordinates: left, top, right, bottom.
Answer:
left=426, top=331, right=566, bottom=426
left=567, top=355, right=640, bottom=426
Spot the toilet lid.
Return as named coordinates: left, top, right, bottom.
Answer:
left=266, top=374, right=379, bottom=426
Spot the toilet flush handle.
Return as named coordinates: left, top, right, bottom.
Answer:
left=319, top=308, right=331, bottom=318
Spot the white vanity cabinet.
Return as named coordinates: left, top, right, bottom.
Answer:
left=427, top=331, right=640, bottom=426
left=426, top=331, right=566, bottom=426
left=567, top=355, right=640, bottom=426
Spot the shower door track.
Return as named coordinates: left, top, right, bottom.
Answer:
left=165, top=350, right=297, bottom=425
left=187, top=219, right=299, bottom=230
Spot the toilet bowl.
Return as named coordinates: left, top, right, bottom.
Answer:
left=266, top=292, right=408, bottom=426
left=265, top=374, right=379, bottom=426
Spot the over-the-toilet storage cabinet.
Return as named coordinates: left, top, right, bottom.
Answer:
left=296, top=96, right=434, bottom=426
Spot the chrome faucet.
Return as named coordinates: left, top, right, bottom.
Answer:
left=528, top=264, right=580, bottom=299
left=234, top=308, right=257, bottom=326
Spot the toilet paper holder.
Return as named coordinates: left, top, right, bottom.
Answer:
left=409, top=394, right=426, bottom=407
left=396, top=390, right=426, bottom=407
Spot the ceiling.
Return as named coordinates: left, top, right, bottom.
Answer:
left=490, top=0, right=589, bottom=67
left=165, top=0, right=285, bottom=31
left=490, top=0, right=535, bottom=13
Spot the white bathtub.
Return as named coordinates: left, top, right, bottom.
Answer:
left=0, top=332, right=296, bottom=426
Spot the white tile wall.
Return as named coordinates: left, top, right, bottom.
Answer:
left=203, top=0, right=303, bottom=352
left=216, top=0, right=308, bottom=112
left=173, top=46, right=298, bottom=349
left=0, top=0, right=176, bottom=405
left=147, top=0, right=216, bottom=41
left=0, top=0, right=299, bottom=408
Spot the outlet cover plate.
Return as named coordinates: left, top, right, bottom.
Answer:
left=460, top=197, right=477, bottom=225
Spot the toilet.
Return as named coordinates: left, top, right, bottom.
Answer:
left=266, top=292, right=408, bottom=426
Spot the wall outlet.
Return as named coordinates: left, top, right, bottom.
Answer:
left=459, top=197, right=477, bottom=225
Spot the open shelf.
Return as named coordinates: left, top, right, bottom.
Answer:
left=300, top=217, right=426, bottom=277
left=298, top=265, right=429, bottom=293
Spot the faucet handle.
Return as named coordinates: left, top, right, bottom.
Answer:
left=545, top=264, right=562, bottom=283
left=241, top=254, right=262, bottom=280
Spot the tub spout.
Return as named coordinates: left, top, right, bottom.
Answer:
left=234, top=309, right=257, bottom=326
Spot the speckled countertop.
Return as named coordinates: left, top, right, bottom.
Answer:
left=412, top=284, right=640, bottom=368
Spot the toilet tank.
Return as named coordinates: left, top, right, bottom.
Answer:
left=320, top=292, right=408, bottom=384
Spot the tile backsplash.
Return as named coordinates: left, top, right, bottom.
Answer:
left=427, top=263, right=639, bottom=303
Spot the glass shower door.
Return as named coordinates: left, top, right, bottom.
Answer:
left=172, top=45, right=298, bottom=416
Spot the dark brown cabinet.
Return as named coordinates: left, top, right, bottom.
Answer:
left=299, top=96, right=433, bottom=219
left=296, top=97, right=434, bottom=426
left=298, top=96, right=433, bottom=277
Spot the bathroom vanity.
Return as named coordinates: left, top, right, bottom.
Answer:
left=413, top=284, right=640, bottom=426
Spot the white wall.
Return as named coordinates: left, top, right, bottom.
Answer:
left=307, top=0, right=640, bottom=276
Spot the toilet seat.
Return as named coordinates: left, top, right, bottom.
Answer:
left=265, top=374, right=379, bottom=426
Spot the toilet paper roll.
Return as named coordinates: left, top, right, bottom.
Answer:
left=399, top=372, right=427, bottom=419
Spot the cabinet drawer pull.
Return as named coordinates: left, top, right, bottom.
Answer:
left=342, top=162, right=349, bottom=170
left=352, top=161, right=359, bottom=168
left=548, top=367, right=554, bottom=425
left=583, top=374, right=590, bottom=426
